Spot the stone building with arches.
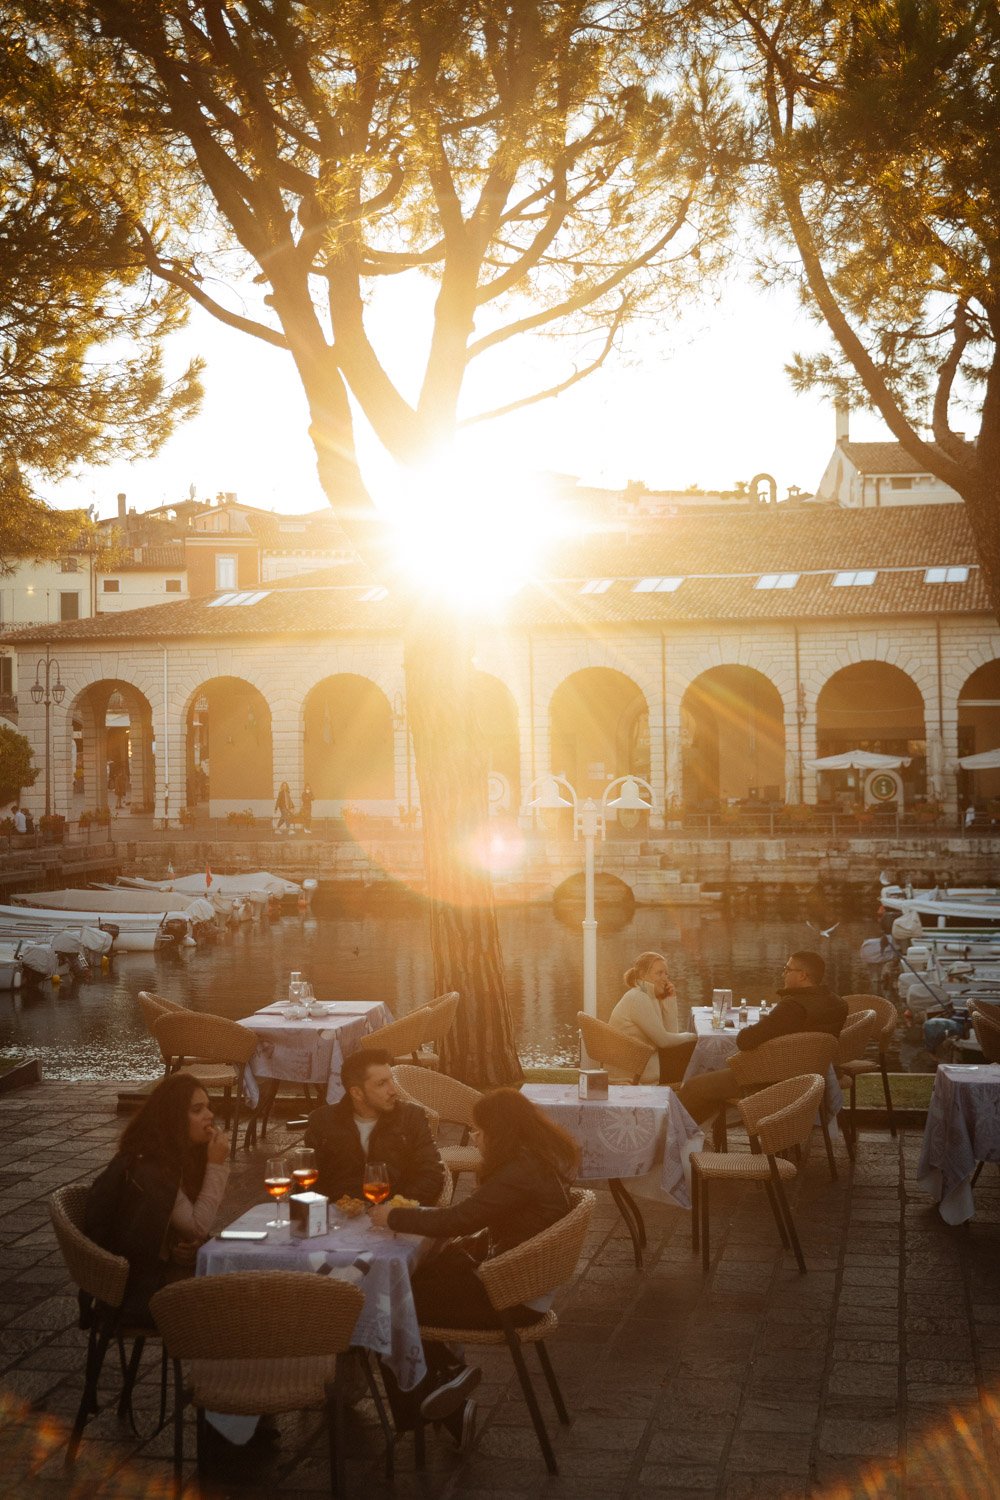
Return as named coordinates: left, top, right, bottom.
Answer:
left=5, top=498, right=998, bottom=826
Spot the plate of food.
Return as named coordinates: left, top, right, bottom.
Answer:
left=385, top=1194, right=419, bottom=1210
left=334, top=1195, right=367, bottom=1218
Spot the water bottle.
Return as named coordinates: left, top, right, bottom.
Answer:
left=738, top=997, right=748, bottom=1028
left=288, top=969, right=303, bottom=1004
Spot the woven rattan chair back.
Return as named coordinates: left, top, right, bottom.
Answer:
left=420, top=993, right=460, bottom=1048
left=478, top=1188, right=595, bottom=1313
left=137, top=994, right=168, bottom=1055
left=576, top=1014, right=653, bottom=1084
left=836, top=1009, right=878, bottom=1067
left=972, top=1007, right=1000, bottom=1063
left=153, top=1010, right=257, bottom=1067
left=842, top=994, right=899, bottom=1051
left=358, top=1010, right=427, bottom=1060
left=728, top=1031, right=837, bottom=1088
left=391, top=1064, right=481, bottom=1126
left=137, top=990, right=187, bottom=1014
left=738, top=1074, right=825, bottom=1156
left=50, top=1184, right=129, bottom=1309
left=151, top=1271, right=364, bottom=1362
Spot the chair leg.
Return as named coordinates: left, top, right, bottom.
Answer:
left=326, top=1374, right=347, bottom=1497
left=504, top=1323, right=558, bottom=1474
left=231, top=1065, right=244, bottom=1159
left=359, top=1350, right=394, bottom=1481
left=170, top=1361, right=185, bottom=1500
left=762, top=1179, right=790, bottom=1248
left=820, top=1113, right=839, bottom=1181
left=842, top=1098, right=856, bottom=1164
left=66, top=1318, right=114, bottom=1467
left=880, top=1056, right=896, bottom=1137
left=849, top=1077, right=859, bottom=1157
left=691, top=1162, right=700, bottom=1253
left=158, top=1341, right=169, bottom=1432
left=534, top=1342, right=569, bottom=1425
left=771, top=1167, right=806, bottom=1274
left=971, top=1161, right=985, bottom=1188
left=116, top=1335, right=145, bottom=1424
left=221, top=1084, right=232, bottom=1129
left=700, top=1175, right=711, bottom=1275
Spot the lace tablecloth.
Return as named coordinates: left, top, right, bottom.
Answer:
left=916, top=1064, right=1000, bottom=1224
left=239, top=1000, right=392, bottom=1107
left=198, top=1202, right=430, bottom=1389
left=522, top=1083, right=702, bottom=1209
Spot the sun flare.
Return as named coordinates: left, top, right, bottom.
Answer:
left=377, top=442, right=562, bottom=609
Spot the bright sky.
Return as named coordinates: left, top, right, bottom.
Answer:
left=47, top=266, right=895, bottom=522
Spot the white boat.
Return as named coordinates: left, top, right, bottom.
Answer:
left=116, top=869, right=311, bottom=902
left=0, top=902, right=186, bottom=952
left=20, top=888, right=216, bottom=923
left=0, top=942, right=21, bottom=990
left=880, top=884, right=1000, bottom=929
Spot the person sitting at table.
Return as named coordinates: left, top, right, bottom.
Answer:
left=305, top=1047, right=445, bottom=1205
left=369, top=1087, right=580, bottom=1447
left=85, top=1073, right=230, bottom=1323
left=676, top=949, right=847, bottom=1124
left=608, top=951, right=697, bottom=1084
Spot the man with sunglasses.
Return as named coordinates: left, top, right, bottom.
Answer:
left=676, top=949, right=847, bottom=1124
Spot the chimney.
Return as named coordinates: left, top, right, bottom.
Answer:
left=835, top=402, right=850, bottom=443
left=117, top=492, right=127, bottom=523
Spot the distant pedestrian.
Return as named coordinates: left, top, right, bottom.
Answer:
left=274, top=781, right=293, bottom=833
left=23, top=809, right=34, bottom=835
left=299, top=783, right=313, bottom=833
left=12, top=806, right=26, bottom=834
left=965, top=803, right=977, bottom=830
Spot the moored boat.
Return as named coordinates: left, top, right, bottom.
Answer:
left=0, top=901, right=185, bottom=952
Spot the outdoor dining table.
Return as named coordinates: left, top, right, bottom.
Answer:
left=239, top=999, right=393, bottom=1112
left=683, top=1005, right=846, bottom=1121
left=197, top=1203, right=431, bottom=1445
left=916, top=1063, right=1000, bottom=1224
left=521, top=1082, right=702, bottom=1269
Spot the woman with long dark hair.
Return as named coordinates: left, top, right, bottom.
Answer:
left=86, top=1072, right=229, bottom=1322
left=369, top=1088, right=580, bottom=1445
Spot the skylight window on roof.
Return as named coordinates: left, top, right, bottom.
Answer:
left=207, top=590, right=271, bottom=606
left=832, top=570, right=877, bottom=587
left=579, top=579, right=613, bottom=595
left=755, top=573, right=799, bottom=591
left=359, top=586, right=388, bottom=602
left=633, top=576, right=684, bottom=593
left=924, top=566, right=969, bottom=584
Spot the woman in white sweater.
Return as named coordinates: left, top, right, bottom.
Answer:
left=609, top=951, right=697, bottom=1084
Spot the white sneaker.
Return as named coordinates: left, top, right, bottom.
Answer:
left=419, top=1366, right=481, bottom=1421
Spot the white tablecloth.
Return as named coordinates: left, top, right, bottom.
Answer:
left=916, top=1063, right=1000, bottom=1224
left=522, top=1083, right=702, bottom=1209
left=239, top=1000, right=392, bottom=1107
left=683, top=1007, right=845, bottom=1122
left=198, top=1201, right=430, bottom=1389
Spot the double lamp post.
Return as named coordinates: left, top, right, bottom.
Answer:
left=30, top=649, right=65, bottom=818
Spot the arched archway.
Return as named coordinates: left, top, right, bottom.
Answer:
left=303, top=674, right=394, bottom=814
left=680, top=666, right=785, bottom=808
left=68, top=679, right=156, bottom=815
left=957, top=660, right=1000, bottom=805
left=549, top=669, right=649, bottom=800
left=816, top=661, right=926, bottom=802
left=185, top=677, right=273, bottom=814
left=473, top=672, right=520, bottom=813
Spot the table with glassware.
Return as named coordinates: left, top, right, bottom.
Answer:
left=916, top=1063, right=1000, bottom=1224
left=239, top=997, right=393, bottom=1112
left=521, top=1082, right=702, bottom=1268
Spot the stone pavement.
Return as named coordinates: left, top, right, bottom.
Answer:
left=0, top=1079, right=998, bottom=1499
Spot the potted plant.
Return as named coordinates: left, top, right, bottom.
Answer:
left=39, top=813, right=66, bottom=843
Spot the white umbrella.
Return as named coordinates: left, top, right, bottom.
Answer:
left=946, top=748, right=1000, bottom=770
left=805, top=750, right=912, bottom=771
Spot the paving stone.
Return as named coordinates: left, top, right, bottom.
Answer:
left=820, top=1416, right=899, bottom=1457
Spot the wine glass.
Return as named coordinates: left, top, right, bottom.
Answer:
left=363, top=1160, right=391, bottom=1220
left=264, top=1155, right=292, bottom=1230
left=290, top=1146, right=319, bottom=1193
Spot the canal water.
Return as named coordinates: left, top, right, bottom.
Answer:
left=0, top=891, right=878, bottom=1080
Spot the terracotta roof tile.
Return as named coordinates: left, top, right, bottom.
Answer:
left=839, top=441, right=968, bottom=476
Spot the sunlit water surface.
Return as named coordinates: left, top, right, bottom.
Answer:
left=0, top=892, right=876, bottom=1079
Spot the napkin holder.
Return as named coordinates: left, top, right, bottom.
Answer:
left=579, top=1069, right=609, bottom=1100
left=289, top=1191, right=328, bottom=1238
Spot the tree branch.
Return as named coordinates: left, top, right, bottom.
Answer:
left=932, top=300, right=972, bottom=460
left=459, top=302, right=627, bottom=425
left=133, top=221, right=289, bottom=349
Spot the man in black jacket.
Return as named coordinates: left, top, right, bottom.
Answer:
left=676, top=950, right=847, bottom=1124
left=305, top=1048, right=445, bottom=1205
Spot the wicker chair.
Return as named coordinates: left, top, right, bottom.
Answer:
left=723, top=1032, right=842, bottom=1177
left=391, top=1064, right=483, bottom=1187
left=50, top=1184, right=167, bottom=1466
left=840, top=994, right=900, bottom=1136
left=414, top=991, right=461, bottom=1069
left=137, top=993, right=239, bottom=1108
left=691, top=1073, right=825, bottom=1276
left=153, top=1011, right=258, bottom=1160
left=576, top=1013, right=654, bottom=1084
left=357, top=1010, right=428, bottom=1065
left=833, top=1006, right=880, bottom=1151
left=972, top=1004, right=1000, bottom=1063
left=151, top=1271, right=377, bottom=1496
left=418, top=1188, right=595, bottom=1475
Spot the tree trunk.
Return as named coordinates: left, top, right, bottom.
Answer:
left=403, top=610, right=523, bottom=1087
left=957, top=470, right=1000, bottom=624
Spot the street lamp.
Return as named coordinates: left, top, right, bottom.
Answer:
left=30, top=650, right=66, bottom=818
left=524, top=772, right=658, bottom=1018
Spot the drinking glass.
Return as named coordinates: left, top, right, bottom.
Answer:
left=300, top=980, right=314, bottom=1003
left=363, top=1160, right=391, bottom=1216
left=290, top=1146, right=319, bottom=1193
left=264, top=1155, right=292, bottom=1229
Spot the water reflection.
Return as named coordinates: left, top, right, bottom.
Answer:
left=0, top=892, right=873, bottom=1078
